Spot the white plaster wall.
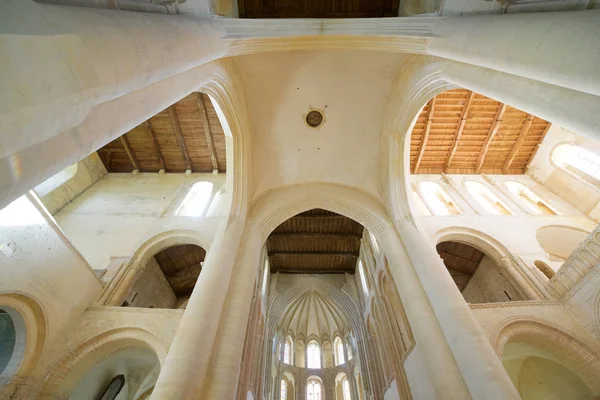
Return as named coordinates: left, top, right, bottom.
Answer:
left=0, top=194, right=103, bottom=384
left=236, top=50, right=407, bottom=202
left=462, top=256, right=523, bottom=303
left=125, top=258, right=176, bottom=309
left=54, top=173, right=227, bottom=270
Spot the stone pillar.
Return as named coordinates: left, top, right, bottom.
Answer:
left=150, top=217, right=245, bottom=399
left=499, top=257, right=543, bottom=301
left=396, top=220, right=519, bottom=399
left=430, top=10, right=600, bottom=97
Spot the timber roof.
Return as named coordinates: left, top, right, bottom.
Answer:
left=97, top=93, right=226, bottom=173
left=267, top=209, right=364, bottom=274
left=237, top=0, right=400, bottom=18
left=410, top=89, right=551, bottom=175
left=154, top=244, right=206, bottom=298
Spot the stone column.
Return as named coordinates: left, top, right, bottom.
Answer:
left=499, top=257, right=543, bottom=301
left=396, top=220, right=519, bottom=399
left=430, top=10, right=600, bottom=97
left=150, top=216, right=245, bottom=399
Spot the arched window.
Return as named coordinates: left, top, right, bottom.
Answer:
left=357, top=260, right=369, bottom=298
left=505, top=181, right=557, bottom=216
left=346, top=336, right=353, bottom=361
left=307, top=340, right=321, bottom=369
left=306, top=377, right=322, bottom=400
left=280, top=378, right=287, bottom=400
left=464, top=181, right=511, bottom=215
left=0, top=309, right=16, bottom=374
left=553, top=144, right=600, bottom=182
left=98, top=375, right=125, bottom=400
left=284, top=336, right=293, bottom=364
left=342, top=377, right=352, bottom=400
left=176, top=181, right=214, bottom=216
left=534, top=260, right=555, bottom=279
left=34, top=163, right=78, bottom=197
left=418, top=181, right=460, bottom=216
left=334, top=336, right=345, bottom=366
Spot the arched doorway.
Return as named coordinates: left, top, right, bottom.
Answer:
left=436, top=241, right=523, bottom=303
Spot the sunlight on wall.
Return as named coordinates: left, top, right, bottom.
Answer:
left=418, top=181, right=460, bottom=216
left=34, top=164, right=78, bottom=197
left=465, top=181, right=511, bottom=215
left=553, top=144, right=600, bottom=181
left=0, top=195, right=44, bottom=227
left=505, top=181, right=557, bottom=216
left=176, top=182, right=214, bottom=217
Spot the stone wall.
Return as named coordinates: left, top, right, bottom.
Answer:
left=125, top=258, right=176, bottom=309
left=463, top=256, right=523, bottom=303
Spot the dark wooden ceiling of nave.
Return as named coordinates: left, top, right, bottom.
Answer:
left=97, top=93, right=226, bottom=174
left=238, top=0, right=400, bottom=18
left=154, top=244, right=206, bottom=297
left=267, top=209, right=364, bottom=274
left=436, top=241, right=484, bottom=292
left=410, top=89, right=551, bottom=175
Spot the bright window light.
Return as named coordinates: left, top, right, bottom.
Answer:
left=554, top=144, right=600, bottom=181
left=176, top=182, right=213, bottom=217
left=418, top=181, right=460, bottom=216
left=505, top=181, right=557, bottom=216
left=358, top=260, right=369, bottom=298
left=34, top=164, right=78, bottom=197
left=0, top=195, right=44, bottom=227
left=465, top=181, right=511, bottom=215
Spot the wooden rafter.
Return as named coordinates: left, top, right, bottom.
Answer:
left=168, top=106, right=192, bottom=171
left=197, top=93, right=220, bottom=173
left=144, top=121, right=166, bottom=171
left=413, top=97, right=436, bottom=173
left=475, top=103, right=508, bottom=173
left=445, top=91, right=475, bottom=172
left=270, top=251, right=358, bottom=256
left=269, top=233, right=362, bottom=240
left=503, top=114, right=533, bottom=173
left=119, top=135, right=140, bottom=172
left=527, top=122, right=552, bottom=166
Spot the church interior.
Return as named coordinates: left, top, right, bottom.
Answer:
left=1, top=0, right=600, bottom=399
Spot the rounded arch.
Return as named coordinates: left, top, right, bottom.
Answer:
left=0, top=292, right=47, bottom=380
left=38, top=327, right=167, bottom=398
left=130, top=229, right=211, bottom=269
left=435, top=226, right=513, bottom=266
left=491, top=317, right=600, bottom=395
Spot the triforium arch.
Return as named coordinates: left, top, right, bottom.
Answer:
left=0, top=292, right=47, bottom=391
left=36, top=327, right=166, bottom=399
left=103, top=229, right=211, bottom=307
left=491, top=317, right=600, bottom=397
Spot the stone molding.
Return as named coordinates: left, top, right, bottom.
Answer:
left=469, top=300, right=561, bottom=309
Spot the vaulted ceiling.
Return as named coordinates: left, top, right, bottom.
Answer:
left=267, top=209, right=364, bottom=274
left=154, top=244, right=206, bottom=298
left=97, top=93, right=226, bottom=174
left=436, top=241, right=484, bottom=292
left=237, top=0, right=400, bottom=18
left=410, top=89, right=552, bottom=175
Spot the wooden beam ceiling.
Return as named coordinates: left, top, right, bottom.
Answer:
left=267, top=209, right=364, bottom=274
left=97, top=93, right=227, bottom=173
left=238, top=0, right=400, bottom=18
left=436, top=241, right=485, bottom=292
left=409, top=89, right=551, bottom=175
left=154, top=244, right=206, bottom=298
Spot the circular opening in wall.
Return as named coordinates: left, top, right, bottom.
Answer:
left=305, top=109, right=324, bottom=128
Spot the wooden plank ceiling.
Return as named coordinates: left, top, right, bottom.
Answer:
left=154, top=244, right=206, bottom=298
left=436, top=241, right=484, bottom=292
left=410, top=89, right=551, bottom=175
left=267, top=209, right=364, bottom=274
left=97, top=93, right=226, bottom=173
left=238, top=0, right=399, bottom=18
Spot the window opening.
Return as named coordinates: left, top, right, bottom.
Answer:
left=418, top=181, right=460, bottom=216
left=464, top=181, right=511, bottom=215
left=334, top=337, right=345, bottom=366
left=98, top=375, right=125, bottom=400
left=280, top=379, right=287, bottom=400
left=505, top=181, right=557, bottom=215
left=307, top=341, right=321, bottom=369
left=284, top=336, right=293, bottom=365
left=176, top=181, right=214, bottom=217
left=343, top=377, right=352, bottom=400
left=306, top=378, right=322, bottom=400
left=534, top=260, right=555, bottom=279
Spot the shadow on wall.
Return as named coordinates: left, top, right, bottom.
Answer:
left=535, top=225, right=590, bottom=262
